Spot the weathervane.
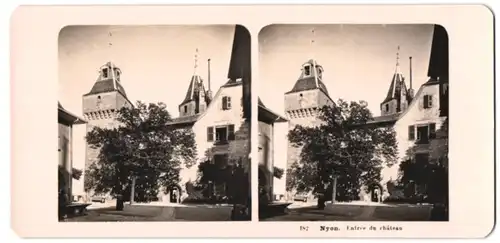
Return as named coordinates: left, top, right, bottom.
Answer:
left=194, top=48, right=199, bottom=75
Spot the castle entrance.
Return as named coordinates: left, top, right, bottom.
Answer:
left=167, top=184, right=182, bottom=204
left=369, top=183, right=383, bottom=203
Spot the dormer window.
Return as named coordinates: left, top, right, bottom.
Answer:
left=115, top=69, right=121, bottom=81
left=102, top=68, right=109, bottom=79
left=184, top=105, right=188, bottom=113
left=222, top=96, right=232, bottom=110
left=304, top=65, right=311, bottom=76
left=385, top=103, right=389, bottom=112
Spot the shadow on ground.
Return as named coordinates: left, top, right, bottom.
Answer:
left=260, top=203, right=433, bottom=221
left=64, top=204, right=234, bottom=222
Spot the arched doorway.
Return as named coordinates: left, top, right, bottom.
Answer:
left=369, top=183, right=384, bottom=203
left=167, top=184, right=182, bottom=204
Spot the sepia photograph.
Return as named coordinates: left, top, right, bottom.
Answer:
left=58, top=24, right=252, bottom=221
left=258, top=24, right=449, bottom=221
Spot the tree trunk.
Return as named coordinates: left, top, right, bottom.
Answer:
left=317, top=195, right=326, bottom=210
left=116, top=194, right=124, bottom=211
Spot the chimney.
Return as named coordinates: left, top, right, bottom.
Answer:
left=408, top=56, right=414, bottom=98
left=207, top=58, right=213, bottom=100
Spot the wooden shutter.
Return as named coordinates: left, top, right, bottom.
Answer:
left=228, top=124, right=235, bottom=140
left=408, top=125, right=415, bottom=140
left=429, top=123, right=436, bottom=139
left=207, top=127, right=214, bottom=142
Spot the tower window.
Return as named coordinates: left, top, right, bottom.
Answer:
left=184, top=105, right=188, bottom=113
left=385, top=103, right=389, bottom=112
left=304, top=65, right=311, bottom=76
left=102, top=68, right=109, bottom=78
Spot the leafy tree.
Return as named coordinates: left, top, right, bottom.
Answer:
left=196, top=158, right=247, bottom=202
left=273, top=166, right=284, bottom=179
left=71, top=167, right=83, bottom=180
left=84, top=101, right=197, bottom=210
left=287, top=99, right=398, bottom=208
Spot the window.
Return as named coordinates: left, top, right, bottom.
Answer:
left=207, top=127, right=214, bottom=142
left=222, top=96, right=232, bottom=110
left=408, top=125, right=415, bottom=140
left=215, top=127, right=227, bottom=143
left=304, top=65, right=311, bottom=76
left=116, top=70, right=121, bottom=81
left=416, top=125, right=429, bottom=144
left=102, top=68, right=109, bottom=78
left=184, top=105, right=188, bottom=113
left=208, top=124, right=235, bottom=144
left=423, top=95, right=433, bottom=109
left=385, top=103, right=389, bottom=112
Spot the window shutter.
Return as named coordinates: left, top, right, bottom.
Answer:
left=429, top=123, right=436, bottom=139
left=228, top=124, right=235, bottom=140
left=227, top=97, right=232, bottom=109
left=207, top=127, right=214, bottom=142
left=408, top=125, right=415, bottom=140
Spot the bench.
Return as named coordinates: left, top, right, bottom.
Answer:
left=259, top=202, right=292, bottom=218
left=64, top=203, right=91, bottom=217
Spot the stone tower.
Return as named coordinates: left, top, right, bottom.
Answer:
left=82, top=62, right=132, bottom=173
left=380, top=46, right=413, bottom=116
left=178, top=50, right=212, bottom=117
left=284, top=59, right=335, bottom=191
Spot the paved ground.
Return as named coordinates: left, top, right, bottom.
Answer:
left=260, top=202, right=433, bottom=221
left=64, top=203, right=235, bottom=222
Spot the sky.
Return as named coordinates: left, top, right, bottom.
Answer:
left=59, top=25, right=237, bottom=117
left=58, top=25, right=237, bottom=194
left=258, top=24, right=435, bottom=117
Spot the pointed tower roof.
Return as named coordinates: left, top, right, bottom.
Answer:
left=180, top=74, right=206, bottom=105
left=179, top=48, right=209, bottom=107
left=381, top=46, right=410, bottom=104
left=84, top=62, right=128, bottom=98
left=286, top=59, right=330, bottom=97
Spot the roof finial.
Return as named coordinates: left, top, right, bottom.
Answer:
left=395, top=45, right=401, bottom=73
left=194, top=48, right=199, bottom=75
left=108, top=30, right=117, bottom=90
left=311, top=28, right=319, bottom=87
